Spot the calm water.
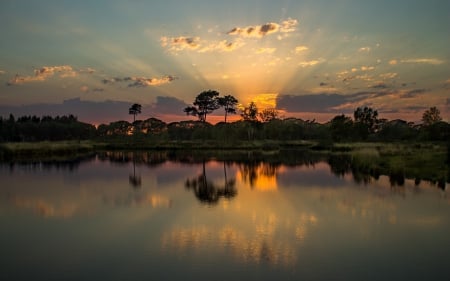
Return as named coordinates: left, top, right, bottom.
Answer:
left=1, top=152, right=449, bottom=281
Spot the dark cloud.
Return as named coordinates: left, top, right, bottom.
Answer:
left=101, top=75, right=177, bottom=87
left=160, top=36, right=200, bottom=52
left=0, top=98, right=132, bottom=124
left=101, top=77, right=123, bottom=84
left=370, top=83, right=388, bottom=89
left=276, top=91, right=396, bottom=113
left=404, top=106, right=428, bottom=112
left=127, top=75, right=176, bottom=88
left=227, top=23, right=279, bottom=37
left=276, top=94, right=348, bottom=113
left=260, top=23, right=278, bottom=35
left=227, top=19, right=297, bottom=38
left=151, top=96, right=190, bottom=115
left=402, top=88, right=427, bottom=98
left=0, top=96, right=191, bottom=124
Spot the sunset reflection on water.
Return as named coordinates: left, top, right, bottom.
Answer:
left=0, top=154, right=449, bottom=281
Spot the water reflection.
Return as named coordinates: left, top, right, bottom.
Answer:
left=185, top=160, right=237, bottom=205
left=237, top=162, right=278, bottom=190
left=161, top=212, right=319, bottom=267
left=1, top=151, right=449, bottom=281
left=129, top=156, right=142, bottom=188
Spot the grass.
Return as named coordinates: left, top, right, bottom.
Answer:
left=0, top=140, right=100, bottom=161
left=96, top=139, right=318, bottom=150
left=1, top=140, right=448, bottom=186
left=332, top=142, right=449, bottom=185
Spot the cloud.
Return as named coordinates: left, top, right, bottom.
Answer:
left=126, top=75, right=177, bottom=87
left=6, top=65, right=91, bottom=86
left=380, top=72, right=398, bottom=80
left=227, top=18, right=298, bottom=38
left=276, top=91, right=400, bottom=114
left=6, top=74, right=45, bottom=85
left=294, top=46, right=308, bottom=53
left=360, top=66, right=375, bottom=71
left=358, top=47, right=371, bottom=52
left=198, top=39, right=245, bottom=53
left=276, top=94, right=348, bottom=113
left=370, top=82, right=388, bottom=89
left=0, top=98, right=134, bottom=124
left=0, top=96, right=190, bottom=124
left=280, top=18, right=299, bottom=33
left=34, top=65, right=76, bottom=78
left=102, top=75, right=177, bottom=87
left=161, top=36, right=244, bottom=53
left=101, top=77, right=122, bottom=84
left=299, top=59, right=324, bottom=67
left=255, top=47, right=276, bottom=54
left=150, top=96, right=190, bottom=115
left=401, top=88, right=428, bottom=98
left=389, top=59, right=398, bottom=65
left=161, top=36, right=200, bottom=52
left=79, top=86, right=104, bottom=93
left=161, top=18, right=298, bottom=54
left=79, top=67, right=95, bottom=74
left=400, top=58, right=445, bottom=65
left=389, top=58, right=445, bottom=65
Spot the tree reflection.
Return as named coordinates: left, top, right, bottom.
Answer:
left=185, top=160, right=236, bottom=205
left=238, top=162, right=278, bottom=189
left=326, top=153, right=443, bottom=188
left=129, top=155, right=141, bottom=188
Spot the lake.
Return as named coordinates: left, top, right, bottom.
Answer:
left=1, top=151, right=449, bottom=281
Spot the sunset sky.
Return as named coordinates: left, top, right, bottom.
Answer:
left=1, top=0, right=449, bottom=124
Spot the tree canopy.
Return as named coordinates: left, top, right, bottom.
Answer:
left=422, top=106, right=442, bottom=126
left=218, top=95, right=238, bottom=123
left=241, top=102, right=259, bottom=122
left=129, top=103, right=142, bottom=122
left=184, top=90, right=221, bottom=122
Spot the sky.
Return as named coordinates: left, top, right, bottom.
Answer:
left=0, top=0, right=449, bottom=124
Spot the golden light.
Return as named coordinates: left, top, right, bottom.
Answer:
left=251, top=93, right=278, bottom=109
left=236, top=163, right=279, bottom=191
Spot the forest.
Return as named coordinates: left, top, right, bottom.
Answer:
left=0, top=91, right=449, bottom=144
left=0, top=107, right=449, bottom=144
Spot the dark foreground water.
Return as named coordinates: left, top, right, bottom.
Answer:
left=1, top=152, right=449, bottom=281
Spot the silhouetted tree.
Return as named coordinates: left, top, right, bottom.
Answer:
left=184, top=90, right=220, bottom=122
left=259, top=108, right=279, bottom=122
left=330, top=114, right=354, bottom=142
left=218, top=94, right=238, bottom=123
left=354, top=107, right=378, bottom=131
left=241, top=102, right=259, bottom=122
left=354, top=107, right=379, bottom=139
left=129, top=103, right=142, bottom=122
left=422, top=106, right=442, bottom=126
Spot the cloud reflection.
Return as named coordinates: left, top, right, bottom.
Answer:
left=161, top=211, right=318, bottom=267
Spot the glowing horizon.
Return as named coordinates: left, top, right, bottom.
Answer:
left=0, top=0, right=449, bottom=124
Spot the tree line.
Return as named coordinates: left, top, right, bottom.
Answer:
left=1, top=90, right=449, bottom=143
left=0, top=114, right=96, bottom=142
